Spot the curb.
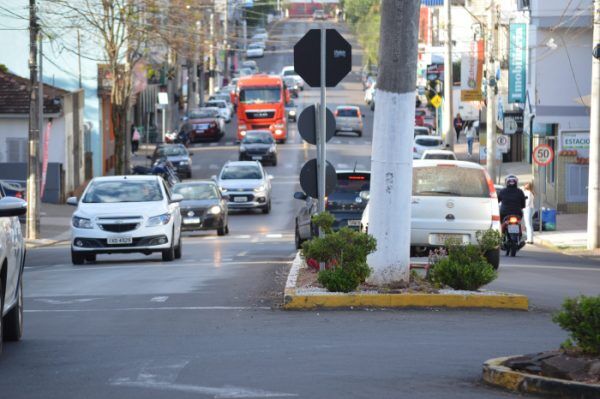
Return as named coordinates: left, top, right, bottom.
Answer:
left=283, top=253, right=529, bottom=311
left=483, top=356, right=600, bottom=398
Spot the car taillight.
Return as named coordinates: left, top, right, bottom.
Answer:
left=15, top=192, right=22, bottom=199
left=483, top=170, right=497, bottom=199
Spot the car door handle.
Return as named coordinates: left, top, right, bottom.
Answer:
left=445, top=214, right=455, bottom=221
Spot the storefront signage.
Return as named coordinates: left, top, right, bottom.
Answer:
left=503, top=110, right=524, bottom=135
left=460, top=40, right=484, bottom=102
left=508, top=23, right=527, bottom=104
left=560, top=130, right=590, bottom=157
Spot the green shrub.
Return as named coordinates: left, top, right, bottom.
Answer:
left=302, top=212, right=376, bottom=293
left=553, top=295, right=600, bottom=355
left=428, top=239, right=498, bottom=290
left=476, top=229, right=502, bottom=253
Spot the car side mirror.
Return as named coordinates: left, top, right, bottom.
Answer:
left=211, top=175, right=217, bottom=181
left=170, top=193, right=184, bottom=203
left=268, top=175, right=274, bottom=180
left=294, top=191, right=307, bottom=201
left=66, top=196, right=79, bottom=206
left=0, top=197, right=27, bottom=217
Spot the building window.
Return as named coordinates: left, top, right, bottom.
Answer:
left=566, top=164, right=589, bottom=203
left=5, top=138, right=27, bottom=162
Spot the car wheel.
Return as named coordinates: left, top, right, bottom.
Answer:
left=85, top=253, right=96, bottom=263
left=71, top=249, right=85, bottom=265
left=225, top=224, right=229, bottom=234
left=484, top=249, right=500, bottom=270
left=358, top=131, right=363, bottom=137
left=272, top=157, right=278, bottom=166
left=186, top=171, right=192, bottom=179
left=162, top=233, right=176, bottom=262
left=174, top=235, right=182, bottom=259
left=3, top=276, right=23, bottom=342
left=262, top=200, right=271, bottom=214
left=217, top=223, right=227, bottom=236
left=510, top=247, right=517, bottom=257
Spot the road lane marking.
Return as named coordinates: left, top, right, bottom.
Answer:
left=237, top=251, right=248, bottom=257
left=35, top=298, right=102, bottom=305
left=25, top=306, right=272, bottom=313
left=266, top=234, right=283, bottom=239
left=150, top=296, right=169, bottom=303
left=501, top=264, right=600, bottom=272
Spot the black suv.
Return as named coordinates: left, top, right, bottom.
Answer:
left=293, top=171, right=370, bottom=249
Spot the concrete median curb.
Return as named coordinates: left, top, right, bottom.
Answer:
left=283, top=252, right=528, bottom=310
left=483, top=356, right=600, bottom=398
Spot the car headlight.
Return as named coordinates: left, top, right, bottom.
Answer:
left=254, top=185, right=266, bottom=192
left=72, top=215, right=93, bottom=229
left=208, top=205, right=221, bottom=215
left=179, top=160, right=189, bottom=165
left=288, top=110, right=296, bottom=116
left=146, top=213, right=172, bottom=227
left=269, top=145, right=276, bottom=153
left=240, top=145, right=247, bottom=152
left=240, top=130, right=247, bottom=137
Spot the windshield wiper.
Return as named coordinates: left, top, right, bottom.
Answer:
left=415, top=190, right=462, bottom=196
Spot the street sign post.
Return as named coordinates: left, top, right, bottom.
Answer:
left=299, top=159, right=337, bottom=199
left=297, top=105, right=336, bottom=145
left=295, top=29, right=352, bottom=271
left=431, top=94, right=442, bottom=109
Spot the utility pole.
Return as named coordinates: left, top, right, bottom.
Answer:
left=443, top=0, right=454, bottom=149
left=26, top=0, right=40, bottom=240
left=209, top=10, right=216, bottom=95
left=588, top=0, right=600, bottom=249
left=485, top=0, right=498, bottom=181
left=367, top=0, right=420, bottom=285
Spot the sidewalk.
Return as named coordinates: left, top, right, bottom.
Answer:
left=26, top=202, right=73, bottom=248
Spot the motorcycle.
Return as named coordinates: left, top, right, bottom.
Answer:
left=501, top=215, right=526, bottom=257
left=132, top=157, right=180, bottom=187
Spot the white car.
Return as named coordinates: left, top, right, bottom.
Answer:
left=0, top=195, right=27, bottom=351
left=414, top=126, right=430, bottom=137
left=205, top=100, right=232, bottom=123
left=200, top=107, right=226, bottom=131
left=252, top=32, right=268, bottom=42
left=421, top=149, right=457, bottom=160
left=246, top=43, right=264, bottom=58
left=68, top=175, right=183, bottom=264
left=280, top=66, right=304, bottom=90
left=360, top=160, right=500, bottom=269
left=214, top=161, right=273, bottom=214
left=413, top=135, right=446, bottom=159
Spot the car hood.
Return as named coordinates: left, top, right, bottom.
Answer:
left=179, top=199, right=219, bottom=211
left=218, top=179, right=264, bottom=190
left=75, top=201, right=168, bottom=219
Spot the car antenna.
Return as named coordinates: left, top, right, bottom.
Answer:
left=353, top=161, right=358, bottom=173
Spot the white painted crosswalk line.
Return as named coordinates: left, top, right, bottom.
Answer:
left=150, top=296, right=169, bottom=303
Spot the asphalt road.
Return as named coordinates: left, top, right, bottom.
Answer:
left=2, top=18, right=599, bottom=399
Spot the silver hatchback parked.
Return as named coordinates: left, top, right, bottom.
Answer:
left=334, top=105, right=363, bottom=137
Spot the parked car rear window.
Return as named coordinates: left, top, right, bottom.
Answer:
left=83, top=180, right=163, bottom=203
left=328, top=174, right=370, bottom=203
left=414, top=128, right=430, bottom=137
left=206, top=101, right=226, bottom=108
left=413, top=166, right=489, bottom=198
left=422, top=153, right=455, bottom=160
left=415, top=137, right=443, bottom=146
left=337, top=108, right=359, bottom=117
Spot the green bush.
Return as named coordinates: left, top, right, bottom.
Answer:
left=553, top=295, right=600, bottom=355
left=476, top=229, right=502, bottom=252
left=302, top=213, right=376, bottom=293
left=428, top=238, right=498, bottom=290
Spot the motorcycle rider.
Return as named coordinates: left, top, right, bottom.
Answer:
left=498, top=175, right=526, bottom=222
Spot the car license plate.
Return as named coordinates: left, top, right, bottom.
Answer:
left=194, top=124, right=209, bottom=130
left=347, top=220, right=361, bottom=227
left=107, top=236, right=132, bottom=245
left=183, top=217, right=201, bottom=225
left=233, top=196, right=247, bottom=202
left=508, top=224, right=520, bottom=234
left=431, top=234, right=468, bottom=245
left=252, top=156, right=262, bottom=160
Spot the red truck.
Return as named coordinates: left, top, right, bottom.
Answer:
left=236, top=74, right=289, bottom=143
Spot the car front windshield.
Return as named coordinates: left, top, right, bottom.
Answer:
left=243, top=133, right=273, bottom=144
left=157, top=146, right=187, bottom=157
left=221, top=165, right=262, bottom=180
left=173, top=184, right=219, bottom=200
left=239, top=87, right=281, bottom=104
left=413, top=166, right=489, bottom=197
left=83, top=180, right=163, bottom=203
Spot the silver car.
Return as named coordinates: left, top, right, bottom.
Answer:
left=334, top=105, right=364, bottom=137
left=214, top=161, right=273, bottom=214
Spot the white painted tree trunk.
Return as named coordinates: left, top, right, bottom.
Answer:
left=367, top=90, right=415, bottom=284
left=367, top=0, right=420, bottom=285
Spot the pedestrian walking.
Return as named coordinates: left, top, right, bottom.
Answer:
left=132, top=126, right=140, bottom=154
left=453, top=113, right=464, bottom=143
left=465, top=121, right=475, bottom=156
left=522, top=182, right=535, bottom=244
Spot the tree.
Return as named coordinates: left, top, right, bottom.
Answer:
left=366, top=0, right=420, bottom=284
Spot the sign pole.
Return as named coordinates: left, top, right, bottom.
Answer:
left=318, top=27, right=327, bottom=215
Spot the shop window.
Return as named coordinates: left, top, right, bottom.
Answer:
left=566, top=164, right=589, bottom=203
left=6, top=138, right=27, bottom=162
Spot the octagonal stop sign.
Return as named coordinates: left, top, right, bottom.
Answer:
left=294, top=29, right=352, bottom=87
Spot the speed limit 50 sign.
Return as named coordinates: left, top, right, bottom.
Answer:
left=533, top=144, right=554, bottom=166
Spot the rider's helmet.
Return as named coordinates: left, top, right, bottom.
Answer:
left=505, top=174, right=518, bottom=187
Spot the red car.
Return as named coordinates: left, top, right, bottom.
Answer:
left=182, top=109, right=224, bottom=143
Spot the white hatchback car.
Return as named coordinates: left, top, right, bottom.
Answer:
left=361, top=160, right=500, bottom=269
left=68, top=175, right=183, bottom=264
left=0, top=195, right=27, bottom=351
left=413, top=135, right=446, bottom=159
left=205, top=100, right=232, bottom=123
left=421, top=149, right=457, bottom=160
left=246, top=43, right=265, bottom=58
